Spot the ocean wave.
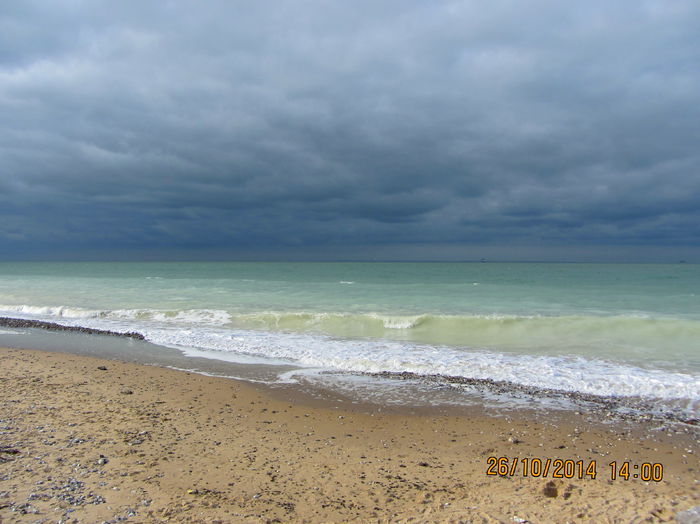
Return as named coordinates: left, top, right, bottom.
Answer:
left=2, top=304, right=699, bottom=356
left=0, top=304, right=231, bottom=326
left=143, top=326, right=700, bottom=410
left=0, top=304, right=108, bottom=318
left=1, top=302, right=698, bottom=413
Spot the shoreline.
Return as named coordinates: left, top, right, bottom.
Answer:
left=1, top=316, right=697, bottom=426
left=1, top=347, right=698, bottom=523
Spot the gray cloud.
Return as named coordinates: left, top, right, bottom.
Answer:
left=1, top=0, right=699, bottom=260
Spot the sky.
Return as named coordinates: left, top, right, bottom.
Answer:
left=1, top=0, right=699, bottom=261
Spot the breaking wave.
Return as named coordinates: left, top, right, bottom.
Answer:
left=1, top=302, right=699, bottom=417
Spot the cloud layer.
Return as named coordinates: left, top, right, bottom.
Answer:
left=1, top=0, right=699, bottom=259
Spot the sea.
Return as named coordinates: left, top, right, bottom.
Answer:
left=0, top=261, right=698, bottom=419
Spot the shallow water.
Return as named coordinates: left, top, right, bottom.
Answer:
left=0, top=261, right=698, bottom=417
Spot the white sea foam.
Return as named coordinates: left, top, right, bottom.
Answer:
left=0, top=304, right=231, bottom=326
left=0, top=328, right=26, bottom=335
left=0, top=304, right=107, bottom=318
left=368, top=313, right=426, bottom=329
left=163, top=366, right=277, bottom=385
left=130, top=326, right=700, bottom=407
left=110, top=308, right=232, bottom=326
left=2, top=303, right=699, bottom=415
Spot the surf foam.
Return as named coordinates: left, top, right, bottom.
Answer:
left=1, top=303, right=698, bottom=418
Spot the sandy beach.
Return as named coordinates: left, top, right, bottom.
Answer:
left=0, top=347, right=697, bottom=523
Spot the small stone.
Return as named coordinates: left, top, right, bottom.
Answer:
left=120, top=389, right=133, bottom=395
left=97, top=366, right=107, bottom=371
left=543, top=481, right=558, bottom=498
left=676, top=506, right=700, bottom=524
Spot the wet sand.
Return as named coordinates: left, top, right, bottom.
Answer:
left=1, top=347, right=698, bottom=523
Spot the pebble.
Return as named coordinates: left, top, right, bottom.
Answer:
left=676, top=506, right=700, bottom=524
left=542, top=481, right=558, bottom=498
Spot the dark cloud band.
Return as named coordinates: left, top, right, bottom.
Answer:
left=1, top=1, right=698, bottom=260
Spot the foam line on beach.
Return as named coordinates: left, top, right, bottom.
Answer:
left=361, top=370, right=699, bottom=426
left=1, top=309, right=698, bottom=422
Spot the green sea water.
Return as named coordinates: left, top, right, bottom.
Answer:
left=0, top=262, right=698, bottom=409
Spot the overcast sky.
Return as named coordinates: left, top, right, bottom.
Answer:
left=1, top=0, right=698, bottom=261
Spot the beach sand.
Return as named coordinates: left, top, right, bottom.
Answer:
left=0, top=347, right=697, bottom=523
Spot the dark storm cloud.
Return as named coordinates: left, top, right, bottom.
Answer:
left=1, top=0, right=699, bottom=260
